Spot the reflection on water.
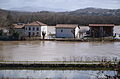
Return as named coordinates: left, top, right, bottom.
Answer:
left=0, top=41, right=120, bottom=61
left=0, top=70, right=117, bottom=79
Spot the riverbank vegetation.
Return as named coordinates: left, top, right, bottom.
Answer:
left=0, top=56, right=119, bottom=70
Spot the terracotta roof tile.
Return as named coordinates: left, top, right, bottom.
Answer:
left=25, top=21, right=47, bottom=26
left=56, top=24, right=79, bottom=29
left=89, top=24, right=114, bottom=27
left=13, top=24, right=24, bottom=29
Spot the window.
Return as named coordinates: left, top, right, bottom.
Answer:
left=37, top=32, right=39, bottom=35
left=29, top=27, right=31, bottom=30
left=28, top=32, right=31, bottom=37
left=61, top=30, right=63, bottom=32
left=37, top=27, right=39, bottom=31
left=37, top=32, right=39, bottom=36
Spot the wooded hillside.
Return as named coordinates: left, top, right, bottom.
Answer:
left=0, top=8, right=120, bottom=27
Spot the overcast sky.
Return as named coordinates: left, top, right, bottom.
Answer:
left=0, top=0, right=120, bottom=11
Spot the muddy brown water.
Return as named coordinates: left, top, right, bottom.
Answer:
left=0, top=41, right=120, bottom=61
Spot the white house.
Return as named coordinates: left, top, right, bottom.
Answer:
left=24, top=21, right=47, bottom=37
left=55, top=24, right=80, bottom=38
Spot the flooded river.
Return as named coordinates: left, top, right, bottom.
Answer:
left=0, top=41, right=120, bottom=61
left=0, top=41, right=120, bottom=79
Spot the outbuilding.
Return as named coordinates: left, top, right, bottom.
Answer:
left=89, top=24, right=114, bottom=38
left=55, top=24, right=80, bottom=38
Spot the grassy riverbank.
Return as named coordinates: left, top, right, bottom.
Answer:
left=0, top=63, right=116, bottom=70
left=1, top=37, right=120, bottom=42
left=0, top=61, right=118, bottom=70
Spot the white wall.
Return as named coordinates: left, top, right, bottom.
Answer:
left=24, top=26, right=41, bottom=36
left=56, top=28, right=75, bottom=38
left=75, top=27, right=80, bottom=38
left=113, top=26, right=120, bottom=39
left=41, top=26, right=47, bottom=36
left=114, top=26, right=120, bottom=34
left=79, top=26, right=90, bottom=38
left=24, top=25, right=47, bottom=37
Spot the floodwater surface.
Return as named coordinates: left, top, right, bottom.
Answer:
left=0, top=41, right=120, bottom=61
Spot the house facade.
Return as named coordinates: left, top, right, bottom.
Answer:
left=89, top=24, right=114, bottom=38
left=24, top=21, right=47, bottom=37
left=55, top=24, right=80, bottom=38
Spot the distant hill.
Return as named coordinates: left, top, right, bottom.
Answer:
left=2, top=7, right=120, bottom=16
left=68, top=8, right=120, bottom=16
left=0, top=7, right=120, bottom=27
left=9, top=6, right=68, bottom=12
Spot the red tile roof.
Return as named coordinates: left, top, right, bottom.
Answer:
left=89, top=24, right=114, bottom=27
left=13, top=24, right=24, bottom=29
left=25, top=21, right=47, bottom=26
left=56, top=24, right=79, bottom=29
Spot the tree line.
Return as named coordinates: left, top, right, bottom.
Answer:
left=0, top=9, right=120, bottom=28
